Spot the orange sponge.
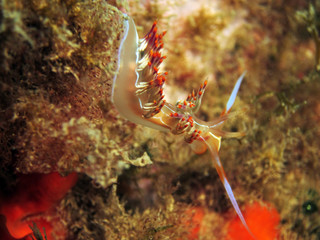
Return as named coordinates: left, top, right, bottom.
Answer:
left=179, top=206, right=205, bottom=240
left=0, top=172, right=78, bottom=239
left=226, top=202, right=280, bottom=240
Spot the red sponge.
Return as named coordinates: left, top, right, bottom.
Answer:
left=0, top=172, right=78, bottom=239
left=226, top=202, right=280, bottom=240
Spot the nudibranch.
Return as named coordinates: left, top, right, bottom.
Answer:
left=112, top=14, right=254, bottom=238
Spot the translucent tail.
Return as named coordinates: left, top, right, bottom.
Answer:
left=202, top=133, right=256, bottom=239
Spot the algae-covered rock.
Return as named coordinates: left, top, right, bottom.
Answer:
left=0, top=0, right=141, bottom=187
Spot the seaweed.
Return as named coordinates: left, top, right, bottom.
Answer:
left=296, top=3, right=320, bottom=71
left=29, top=222, right=48, bottom=240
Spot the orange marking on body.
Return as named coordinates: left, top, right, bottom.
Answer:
left=156, top=76, right=163, bottom=85
left=199, top=91, right=202, bottom=96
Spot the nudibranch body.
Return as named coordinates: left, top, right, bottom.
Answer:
left=112, top=14, right=254, bottom=238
